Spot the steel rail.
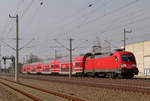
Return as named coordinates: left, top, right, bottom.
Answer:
left=0, top=81, right=43, bottom=101
left=1, top=74, right=150, bottom=95
left=20, top=75, right=150, bottom=95
left=0, top=77, right=87, bottom=101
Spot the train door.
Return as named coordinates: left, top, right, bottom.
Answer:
left=114, top=55, right=119, bottom=69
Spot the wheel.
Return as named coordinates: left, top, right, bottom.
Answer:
left=111, top=73, right=118, bottom=79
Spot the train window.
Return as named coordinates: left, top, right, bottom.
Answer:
left=115, top=56, right=118, bottom=61
left=88, top=56, right=94, bottom=59
left=51, top=65, right=53, bottom=68
left=62, top=65, right=65, bottom=68
left=56, top=64, right=59, bottom=68
left=37, top=66, right=41, bottom=69
left=76, top=62, right=80, bottom=67
left=121, top=54, right=134, bottom=62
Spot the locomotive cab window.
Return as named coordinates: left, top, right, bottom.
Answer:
left=88, top=56, right=94, bottom=59
left=115, top=56, right=118, bottom=61
left=121, top=54, right=134, bottom=62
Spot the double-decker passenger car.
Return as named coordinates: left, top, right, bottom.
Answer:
left=22, top=50, right=139, bottom=78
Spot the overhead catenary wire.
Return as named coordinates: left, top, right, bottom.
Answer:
left=83, top=0, right=141, bottom=27
left=53, top=39, right=70, bottom=51
left=61, top=1, right=149, bottom=50
left=50, top=38, right=91, bottom=59
left=21, top=0, right=35, bottom=18
left=27, top=0, right=149, bottom=56
left=31, top=0, right=149, bottom=60
left=19, top=38, right=35, bottom=50
left=72, top=40, right=88, bottom=51
left=29, top=0, right=139, bottom=49
left=74, top=6, right=150, bottom=38
left=65, top=0, right=141, bottom=35
left=53, top=0, right=141, bottom=38
left=98, top=8, right=148, bottom=30
left=2, top=0, right=42, bottom=55
left=4, top=0, right=37, bottom=39
left=98, top=14, right=150, bottom=47
left=13, top=0, right=25, bottom=15
left=98, top=14, right=150, bottom=36
left=2, top=0, right=24, bottom=38
left=0, top=40, right=16, bottom=51
left=48, top=0, right=104, bottom=37
left=3, top=0, right=150, bottom=62
left=67, top=4, right=150, bottom=43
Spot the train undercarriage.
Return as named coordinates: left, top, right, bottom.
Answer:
left=75, top=68, right=139, bottom=79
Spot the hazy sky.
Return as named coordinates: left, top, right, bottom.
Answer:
left=0, top=0, right=150, bottom=64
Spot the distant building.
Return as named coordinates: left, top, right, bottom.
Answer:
left=124, top=41, right=150, bottom=78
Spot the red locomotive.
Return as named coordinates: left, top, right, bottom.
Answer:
left=22, top=50, right=139, bottom=78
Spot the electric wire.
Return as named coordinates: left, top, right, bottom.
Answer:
left=76, top=7, right=149, bottom=38
left=2, top=0, right=24, bottom=38
left=20, top=2, right=42, bottom=36
left=19, top=38, right=35, bottom=50
left=67, top=0, right=141, bottom=35
left=53, top=0, right=140, bottom=38
left=48, top=0, right=104, bottom=37
left=3, top=0, right=149, bottom=61
left=98, top=14, right=150, bottom=36
left=21, top=0, right=35, bottom=18
left=0, top=40, right=16, bottom=51
left=83, top=0, right=141, bottom=27
left=29, top=0, right=149, bottom=59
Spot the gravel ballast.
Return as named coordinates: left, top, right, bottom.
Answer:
left=1, top=76, right=150, bottom=101
left=0, top=83, right=30, bottom=101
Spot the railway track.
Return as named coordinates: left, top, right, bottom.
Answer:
left=1, top=74, right=150, bottom=95
left=19, top=74, right=150, bottom=94
left=0, top=77, right=87, bottom=101
left=0, top=81, right=43, bottom=101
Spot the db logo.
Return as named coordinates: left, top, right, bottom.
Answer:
left=144, top=68, right=150, bottom=76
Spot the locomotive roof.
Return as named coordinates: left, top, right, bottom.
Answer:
left=85, top=51, right=134, bottom=59
left=113, top=51, right=133, bottom=55
left=74, top=56, right=84, bottom=61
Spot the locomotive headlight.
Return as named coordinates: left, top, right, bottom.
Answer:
left=120, top=64, right=127, bottom=68
left=132, top=64, right=136, bottom=67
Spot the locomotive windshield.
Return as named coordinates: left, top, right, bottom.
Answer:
left=121, top=54, right=134, bottom=62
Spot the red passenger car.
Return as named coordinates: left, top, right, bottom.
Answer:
left=74, top=56, right=84, bottom=75
left=30, top=63, right=37, bottom=74
left=22, top=65, right=27, bottom=73
left=50, top=60, right=60, bottom=74
left=21, top=50, right=138, bottom=78
left=26, top=64, right=31, bottom=73
left=59, top=58, right=75, bottom=75
left=60, top=60, right=70, bottom=75
left=36, top=62, right=43, bottom=74
left=42, top=61, right=51, bottom=74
